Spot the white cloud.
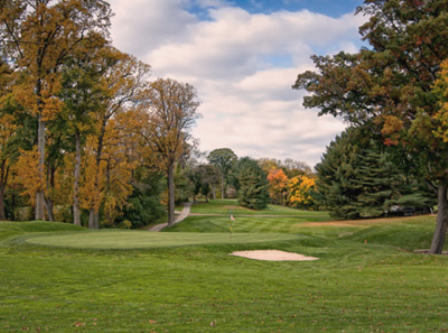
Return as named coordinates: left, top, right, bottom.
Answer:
left=108, top=0, right=364, bottom=167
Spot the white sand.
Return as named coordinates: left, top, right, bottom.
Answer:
left=230, top=250, right=319, bottom=261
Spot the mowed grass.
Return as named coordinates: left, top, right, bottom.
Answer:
left=190, top=199, right=330, bottom=217
left=24, top=230, right=298, bottom=249
left=1, top=209, right=448, bottom=332
left=166, top=215, right=332, bottom=233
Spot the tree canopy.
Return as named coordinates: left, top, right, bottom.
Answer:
left=294, top=0, right=448, bottom=253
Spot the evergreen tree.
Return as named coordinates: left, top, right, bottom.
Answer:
left=235, top=157, right=269, bottom=210
left=315, top=127, right=433, bottom=219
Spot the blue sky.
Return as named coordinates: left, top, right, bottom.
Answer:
left=109, top=0, right=367, bottom=167
left=191, top=0, right=364, bottom=17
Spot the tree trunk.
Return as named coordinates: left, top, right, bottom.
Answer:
left=430, top=184, right=448, bottom=254
left=73, top=132, right=81, bottom=226
left=221, top=173, right=225, bottom=199
left=44, top=159, right=56, bottom=222
left=45, top=197, right=55, bottom=222
left=212, top=185, right=216, bottom=200
left=94, top=211, right=99, bottom=230
left=88, top=119, right=106, bottom=229
left=88, top=209, right=96, bottom=229
left=0, top=162, right=9, bottom=220
left=35, top=111, right=46, bottom=221
left=167, top=163, right=175, bottom=226
left=0, top=184, right=6, bottom=220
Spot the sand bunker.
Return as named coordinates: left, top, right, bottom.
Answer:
left=230, top=250, right=319, bottom=261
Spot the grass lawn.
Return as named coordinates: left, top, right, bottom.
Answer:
left=1, top=213, right=448, bottom=332
left=189, top=199, right=330, bottom=217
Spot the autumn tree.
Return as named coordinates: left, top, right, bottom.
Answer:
left=294, top=0, right=448, bottom=253
left=267, top=168, right=288, bottom=205
left=258, top=158, right=281, bottom=175
left=207, top=148, right=237, bottom=199
left=282, top=158, right=312, bottom=178
left=82, top=50, right=150, bottom=229
left=0, top=0, right=112, bottom=220
left=58, top=43, right=112, bottom=226
left=287, top=174, right=316, bottom=210
left=0, top=61, right=20, bottom=220
left=142, top=78, right=200, bottom=226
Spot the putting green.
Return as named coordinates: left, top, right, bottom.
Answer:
left=25, top=231, right=299, bottom=249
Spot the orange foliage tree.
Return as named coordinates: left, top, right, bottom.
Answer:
left=0, top=0, right=112, bottom=220
left=267, top=168, right=288, bottom=205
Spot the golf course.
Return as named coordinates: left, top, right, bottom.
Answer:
left=1, top=200, right=448, bottom=332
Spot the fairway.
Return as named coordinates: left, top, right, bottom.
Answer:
left=2, top=210, right=448, bottom=332
left=24, top=230, right=299, bottom=249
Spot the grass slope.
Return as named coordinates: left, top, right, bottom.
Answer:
left=190, top=199, right=330, bottom=217
left=1, top=210, right=448, bottom=332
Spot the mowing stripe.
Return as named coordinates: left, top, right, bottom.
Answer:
left=24, top=231, right=299, bottom=250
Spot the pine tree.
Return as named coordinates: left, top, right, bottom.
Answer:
left=236, top=157, right=269, bottom=210
left=314, top=127, right=431, bottom=219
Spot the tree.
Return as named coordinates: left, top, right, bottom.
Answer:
left=267, top=168, right=288, bottom=205
left=207, top=148, right=237, bottom=199
left=143, top=78, right=200, bottom=226
left=83, top=50, right=150, bottom=229
left=287, top=174, right=316, bottom=210
left=235, top=157, right=270, bottom=210
left=0, top=61, right=20, bottom=220
left=0, top=0, right=111, bottom=220
left=294, top=0, right=448, bottom=253
left=197, top=164, right=219, bottom=203
left=314, top=127, right=407, bottom=218
left=58, top=43, right=110, bottom=226
left=282, top=158, right=313, bottom=178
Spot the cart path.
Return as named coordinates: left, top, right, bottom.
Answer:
left=149, top=202, right=192, bottom=232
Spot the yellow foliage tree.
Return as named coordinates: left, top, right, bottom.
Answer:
left=287, top=175, right=316, bottom=209
left=0, top=0, right=112, bottom=220
left=14, top=148, right=44, bottom=208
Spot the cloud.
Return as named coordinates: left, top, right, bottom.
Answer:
left=108, top=0, right=364, bottom=167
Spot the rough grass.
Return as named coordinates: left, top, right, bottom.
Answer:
left=1, top=213, right=448, bottom=332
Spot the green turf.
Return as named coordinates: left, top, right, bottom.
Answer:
left=2, top=215, right=448, bottom=332
left=190, top=199, right=329, bottom=217
left=23, top=230, right=299, bottom=249
left=165, top=215, right=332, bottom=233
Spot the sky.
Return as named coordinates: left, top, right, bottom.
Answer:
left=108, top=0, right=367, bottom=168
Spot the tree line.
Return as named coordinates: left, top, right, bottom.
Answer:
left=0, top=0, right=200, bottom=228
left=0, top=0, right=312, bottom=228
left=294, top=0, right=448, bottom=254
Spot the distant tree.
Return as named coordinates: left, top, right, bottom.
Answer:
left=258, top=158, right=280, bottom=175
left=207, top=148, right=237, bottom=199
left=287, top=174, right=316, bottom=210
left=235, top=157, right=269, bottom=210
left=143, top=78, right=200, bottom=226
left=282, top=158, right=313, bottom=178
left=117, top=168, right=165, bottom=229
left=267, top=168, right=288, bottom=205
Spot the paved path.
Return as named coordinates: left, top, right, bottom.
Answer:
left=149, top=202, right=192, bottom=232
